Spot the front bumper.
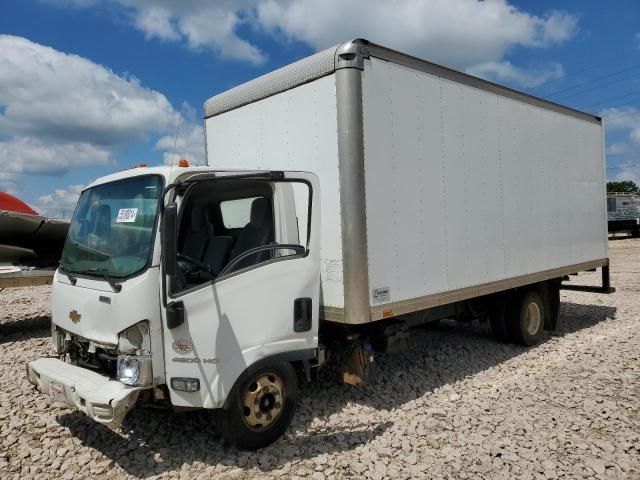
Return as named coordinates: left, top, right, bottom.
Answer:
left=27, top=358, right=143, bottom=428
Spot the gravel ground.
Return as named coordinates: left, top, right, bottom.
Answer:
left=1, top=240, right=639, bottom=479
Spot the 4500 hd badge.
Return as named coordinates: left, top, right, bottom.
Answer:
left=172, top=357, right=219, bottom=364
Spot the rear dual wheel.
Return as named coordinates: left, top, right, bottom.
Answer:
left=490, top=290, right=546, bottom=346
left=507, top=291, right=545, bottom=346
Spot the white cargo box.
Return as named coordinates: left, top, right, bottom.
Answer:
left=204, top=39, right=608, bottom=325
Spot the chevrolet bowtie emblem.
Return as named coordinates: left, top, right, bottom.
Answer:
left=69, top=310, right=81, bottom=323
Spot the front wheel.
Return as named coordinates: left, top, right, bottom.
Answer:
left=217, top=360, right=298, bottom=450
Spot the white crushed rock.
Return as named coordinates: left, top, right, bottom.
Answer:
left=1, top=239, right=639, bottom=479
left=0, top=284, right=50, bottom=326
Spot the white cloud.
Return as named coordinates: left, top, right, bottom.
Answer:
left=0, top=35, right=175, bottom=146
left=34, top=184, right=85, bottom=219
left=537, top=11, right=579, bottom=46
left=601, top=107, right=640, bottom=131
left=44, top=0, right=264, bottom=63
left=0, top=138, right=111, bottom=176
left=601, top=107, right=640, bottom=184
left=255, top=0, right=578, bottom=68
left=41, top=0, right=98, bottom=6
left=45, top=0, right=577, bottom=70
left=601, top=107, right=640, bottom=157
left=133, top=5, right=180, bottom=41
left=467, top=61, right=564, bottom=88
left=116, top=0, right=264, bottom=64
left=0, top=35, right=204, bottom=186
left=607, top=142, right=632, bottom=155
left=0, top=172, right=19, bottom=193
left=156, top=121, right=204, bottom=166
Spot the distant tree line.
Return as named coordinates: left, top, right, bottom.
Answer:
left=607, top=181, right=639, bottom=194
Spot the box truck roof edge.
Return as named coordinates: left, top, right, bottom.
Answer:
left=203, top=39, right=601, bottom=124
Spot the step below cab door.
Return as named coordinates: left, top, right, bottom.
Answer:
left=161, top=172, right=320, bottom=409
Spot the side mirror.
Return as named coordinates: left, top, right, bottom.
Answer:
left=162, top=202, right=178, bottom=277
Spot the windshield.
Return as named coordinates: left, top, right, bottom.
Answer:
left=61, top=175, right=163, bottom=277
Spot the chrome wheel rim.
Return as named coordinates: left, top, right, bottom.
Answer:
left=241, top=373, right=285, bottom=431
left=524, top=301, right=542, bottom=335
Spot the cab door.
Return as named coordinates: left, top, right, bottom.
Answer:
left=161, top=172, right=320, bottom=409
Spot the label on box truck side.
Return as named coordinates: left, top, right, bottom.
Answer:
left=372, top=287, right=390, bottom=304
left=116, top=208, right=138, bottom=223
left=324, top=260, right=343, bottom=282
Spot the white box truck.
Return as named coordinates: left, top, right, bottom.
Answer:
left=27, top=39, right=611, bottom=450
left=607, top=192, right=640, bottom=236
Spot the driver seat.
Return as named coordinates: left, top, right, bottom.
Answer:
left=200, top=207, right=232, bottom=277
left=228, top=197, right=274, bottom=271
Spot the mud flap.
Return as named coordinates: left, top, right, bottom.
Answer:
left=342, top=340, right=375, bottom=386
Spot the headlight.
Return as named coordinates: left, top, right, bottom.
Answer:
left=117, top=355, right=152, bottom=386
left=117, top=321, right=152, bottom=386
left=117, top=355, right=139, bottom=385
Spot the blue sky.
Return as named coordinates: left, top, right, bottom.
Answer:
left=0, top=0, right=639, bottom=217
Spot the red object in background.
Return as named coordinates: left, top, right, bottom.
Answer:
left=0, top=192, right=38, bottom=215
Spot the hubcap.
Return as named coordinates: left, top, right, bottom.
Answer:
left=524, top=301, right=542, bottom=335
left=241, top=373, right=285, bottom=431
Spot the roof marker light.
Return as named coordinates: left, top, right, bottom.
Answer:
left=178, top=159, right=189, bottom=167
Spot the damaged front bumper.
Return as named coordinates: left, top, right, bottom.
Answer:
left=27, top=357, right=143, bottom=428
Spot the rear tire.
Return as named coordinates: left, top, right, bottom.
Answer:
left=217, top=360, right=298, bottom=450
left=507, top=290, right=546, bottom=346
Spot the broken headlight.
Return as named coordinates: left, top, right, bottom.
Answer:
left=118, top=321, right=151, bottom=354
left=117, top=355, right=152, bottom=386
left=117, top=321, right=152, bottom=386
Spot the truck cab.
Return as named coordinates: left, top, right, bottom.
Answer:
left=27, top=165, right=321, bottom=450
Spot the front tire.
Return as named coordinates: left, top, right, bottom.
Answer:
left=218, top=360, right=298, bottom=450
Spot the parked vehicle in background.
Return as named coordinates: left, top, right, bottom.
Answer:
left=27, top=39, right=613, bottom=450
left=607, top=192, right=640, bottom=237
left=0, top=192, right=68, bottom=289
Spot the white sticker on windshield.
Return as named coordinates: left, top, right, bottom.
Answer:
left=116, top=208, right=138, bottom=223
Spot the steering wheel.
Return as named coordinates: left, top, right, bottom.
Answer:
left=177, top=253, right=211, bottom=275
left=218, top=244, right=305, bottom=277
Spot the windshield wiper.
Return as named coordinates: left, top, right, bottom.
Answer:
left=87, top=268, right=123, bottom=293
left=58, top=263, right=77, bottom=285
